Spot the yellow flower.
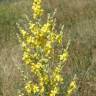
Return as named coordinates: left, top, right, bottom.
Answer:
left=39, top=77, right=45, bottom=94
left=40, top=84, right=44, bottom=95
left=22, top=51, right=32, bottom=64
left=21, top=29, right=26, bottom=37
left=54, top=74, right=63, bottom=82
left=26, top=36, right=32, bottom=44
left=25, top=48, right=30, bottom=52
left=22, top=52, right=29, bottom=60
left=49, top=87, right=58, bottom=96
left=21, top=42, right=26, bottom=48
left=60, top=50, right=69, bottom=62
left=19, top=27, right=27, bottom=37
left=31, top=63, right=42, bottom=73
left=34, top=0, right=41, bottom=3
left=29, top=23, right=35, bottom=32
left=67, top=80, right=77, bottom=96
left=25, top=58, right=32, bottom=65
left=33, top=84, right=39, bottom=94
left=50, top=33, right=56, bottom=43
left=41, top=22, right=51, bottom=33
left=26, top=36, right=35, bottom=45
left=32, top=0, right=43, bottom=19
left=29, top=22, right=41, bottom=36
left=25, top=81, right=32, bottom=94
left=56, top=34, right=62, bottom=44
left=45, top=41, right=52, bottom=56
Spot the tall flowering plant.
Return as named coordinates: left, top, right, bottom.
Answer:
left=17, top=0, right=77, bottom=96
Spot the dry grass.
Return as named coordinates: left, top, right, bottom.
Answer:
left=0, top=44, right=22, bottom=96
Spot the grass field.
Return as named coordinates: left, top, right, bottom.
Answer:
left=0, top=0, right=96, bottom=96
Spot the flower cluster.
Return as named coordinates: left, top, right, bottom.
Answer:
left=32, top=0, right=43, bottom=19
left=17, top=0, right=77, bottom=96
left=25, top=81, right=39, bottom=94
left=66, top=78, right=77, bottom=96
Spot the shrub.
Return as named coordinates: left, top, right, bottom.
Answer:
left=17, top=0, right=77, bottom=96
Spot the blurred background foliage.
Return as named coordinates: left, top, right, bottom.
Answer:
left=0, top=0, right=96, bottom=96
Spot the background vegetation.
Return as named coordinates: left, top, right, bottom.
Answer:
left=0, top=0, right=96, bottom=96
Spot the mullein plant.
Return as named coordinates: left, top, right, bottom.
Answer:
left=17, top=0, right=77, bottom=96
